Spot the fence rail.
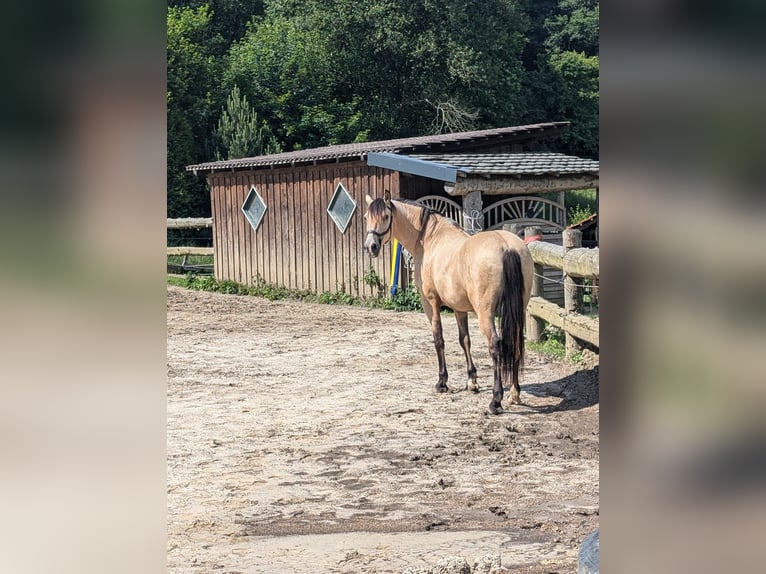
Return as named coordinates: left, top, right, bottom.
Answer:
left=167, top=217, right=212, bottom=230
left=165, top=219, right=598, bottom=356
left=524, top=227, right=599, bottom=357
left=167, top=218, right=214, bottom=273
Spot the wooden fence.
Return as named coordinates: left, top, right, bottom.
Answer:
left=167, top=218, right=213, bottom=272
left=166, top=218, right=598, bottom=355
left=523, top=227, right=599, bottom=358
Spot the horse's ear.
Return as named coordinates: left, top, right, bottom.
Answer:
left=365, top=194, right=374, bottom=206
left=383, top=189, right=391, bottom=206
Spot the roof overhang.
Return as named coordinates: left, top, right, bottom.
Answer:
left=367, top=152, right=599, bottom=195
left=444, top=174, right=599, bottom=196
left=367, top=152, right=459, bottom=182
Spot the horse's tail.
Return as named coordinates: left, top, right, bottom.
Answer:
left=497, top=249, right=526, bottom=385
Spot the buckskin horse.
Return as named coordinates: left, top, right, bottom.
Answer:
left=364, top=190, right=533, bottom=414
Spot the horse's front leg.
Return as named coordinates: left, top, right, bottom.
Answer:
left=455, top=311, right=478, bottom=392
left=422, top=295, right=449, bottom=393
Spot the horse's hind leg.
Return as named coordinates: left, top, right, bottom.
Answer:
left=455, top=311, right=478, bottom=392
left=510, top=355, right=522, bottom=405
left=477, top=311, right=504, bottom=414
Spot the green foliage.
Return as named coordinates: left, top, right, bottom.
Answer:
left=224, top=0, right=530, bottom=146
left=167, top=0, right=600, bottom=218
left=214, top=85, right=281, bottom=159
left=167, top=5, right=221, bottom=218
left=166, top=254, right=213, bottom=267
left=362, top=265, right=386, bottom=298
left=386, top=284, right=422, bottom=312
left=565, top=188, right=597, bottom=225
left=168, top=269, right=424, bottom=312
left=360, top=265, right=422, bottom=311
left=527, top=323, right=566, bottom=359
left=362, top=265, right=383, bottom=289
left=520, top=0, right=598, bottom=159
left=543, top=0, right=599, bottom=55
left=568, top=204, right=594, bottom=226
left=171, top=273, right=295, bottom=299
left=318, top=290, right=358, bottom=305
left=168, top=1, right=266, bottom=52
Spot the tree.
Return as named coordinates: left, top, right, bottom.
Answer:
left=214, top=86, right=281, bottom=159
left=167, top=4, right=221, bottom=217
left=224, top=0, right=530, bottom=148
left=168, top=0, right=266, bottom=51
left=166, top=0, right=600, bottom=218
left=520, top=0, right=598, bottom=158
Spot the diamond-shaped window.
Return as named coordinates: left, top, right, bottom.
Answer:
left=242, top=185, right=267, bottom=231
left=327, top=182, right=357, bottom=233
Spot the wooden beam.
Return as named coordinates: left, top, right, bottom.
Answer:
left=527, top=296, right=599, bottom=348
left=564, top=247, right=599, bottom=279
left=527, top=242, right=599, bottom=279
left=527, top=296, right=566, bottom=330
left=448, top=175, right=599, bottom=196
left=167, top=217, right=213, bottom=229
left=527, top=241, right=564, bottom=269
left=167, top=246, right=214, bottom=256
left=564, top=311, right=600, bottom=348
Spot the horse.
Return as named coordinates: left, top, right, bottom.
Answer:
left=363, top=190, right=534, bottom=415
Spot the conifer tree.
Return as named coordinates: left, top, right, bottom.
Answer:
left=215, top=86, right=280, bottom=159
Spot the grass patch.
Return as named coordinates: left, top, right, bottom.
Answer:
left=167, top=272, right=423, bottom=312
left=527, top=324, right=566, bottom=360
left=167, top=254, right=213, bottom=267
left=526, top=323, right=588, bottom=365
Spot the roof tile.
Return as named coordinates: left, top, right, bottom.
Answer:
left=410, top=152, right=599, bottom=176
left=186, top=122, right=569, bottom=173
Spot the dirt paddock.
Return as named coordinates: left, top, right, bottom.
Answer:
left=167, top=286, right=599, bottom=573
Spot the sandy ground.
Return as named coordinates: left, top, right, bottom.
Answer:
left=167, top=286, right=599, bottom=573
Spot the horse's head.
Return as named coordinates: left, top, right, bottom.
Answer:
left=363, top=190, right=393, bottom=258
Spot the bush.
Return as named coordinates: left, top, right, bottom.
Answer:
left=566, top=188, right=597, bottom=225
left=385, top=284, right=422, bottom=312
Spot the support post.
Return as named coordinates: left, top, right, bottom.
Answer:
left=558, top=190, right=567, bottom=226
left=462, top=191, right=483, bottom=235
left=524, top=227, right=544, bottom=342
left=563, top=228, right=583, bottom=358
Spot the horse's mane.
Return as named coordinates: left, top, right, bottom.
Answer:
left=372, top=197, right=459, bottom=243
left=390, top=200, right=436, bottom=244
left=368, top=197, right=389, bottom=219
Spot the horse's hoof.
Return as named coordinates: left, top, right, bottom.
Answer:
left=467, top=382, right=480, bottom=393
left=435, top=384, right=449, bottom=393
left=488, top=402, right=504, bottom=415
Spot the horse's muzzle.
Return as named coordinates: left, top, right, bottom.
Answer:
left=365, top=242, right=380, bottom=257
left=364, top=236, right=381, bottom=257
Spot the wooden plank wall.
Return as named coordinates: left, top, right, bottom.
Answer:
left=209, top=161, right=400, bottom=298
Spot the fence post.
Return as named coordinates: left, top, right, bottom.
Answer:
left=524, top=227, right=544, bottom=342
left=563, top=228, right=583, bottom=358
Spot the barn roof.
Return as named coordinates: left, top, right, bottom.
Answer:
left=186, top=122, right=569, bottom=174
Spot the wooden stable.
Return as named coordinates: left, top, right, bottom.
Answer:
left=187, top=123, right=598, bottom=298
